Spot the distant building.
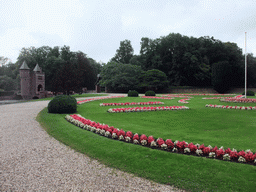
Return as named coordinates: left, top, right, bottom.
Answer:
left=19, top=61, right=47, bottom=99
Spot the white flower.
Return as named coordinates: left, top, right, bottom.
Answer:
left=195, top=143, right=201, bottom=148
left=125, top=137, right=131, bottom=142
left=208, top=145, right=213, bottom=150
left=196, top=149, right=203, bottom=156
left=209, top=152, right=216, bottom=158
left=133, top=139, right=139, bottom=144
left=184, top=148, right=190, bottom=153
left=90, top=127, right=96, bottom=132
left=246, top=149, right=252, bottom=153
left=223, top=154, right=230, bottom=161
left=150, top=141, right=157, bottom=147
left=105, top=131, right=111, bottom=137
left=161, top=144, right=168, bottom=150
left=254, top=159, right=256, bottom=164
left=100, top=129, right=105, bottom=135
left=141, top=140, right=147, bottom=146
left=95, top=128, right=101, bottom=134
left=238, top=156, right=246, bottom=163
left=112, top=133, right=118, bottom=139
left=232, top=148, right=237, bottom=152
left=172, top=147, right=178, bottom=152
left=118, top=135, right=124, bottom=141
left=174, top=140, right=179, bottom=146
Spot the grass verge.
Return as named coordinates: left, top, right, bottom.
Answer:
left=37, top=95, right=256, bottom=191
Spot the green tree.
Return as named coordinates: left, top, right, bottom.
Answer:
left=211, top=61, right=232, bottom=93
left=139, top=69, right=169, bottom=92
left=100, top=62, right=143, bottom=92
left=0, top=75, right=17, bottom=91
left=111, top=39, right=134, bottom=64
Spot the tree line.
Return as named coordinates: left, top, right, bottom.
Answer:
left=0, top=46, right=102, bottom=94
left=102, top=33, right=256, bottom=93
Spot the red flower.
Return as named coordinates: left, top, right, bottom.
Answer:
left=230, top=151, right=238, bottom=160
left=188, top=143, right=197, bottom=153
left=203, top=147, right=210, bottom=155
left=148, top=136, right=155, bottom=144
left=157, top=138, right=165, bottom=146
left=238, top=150, right=246, bottom=158
left=112, top=128, right=118, bottom=135
left=165, top=139, right=174, bottom=148
left=133, top=133, right=139, bottom=141
left=211, top=146, right=218, bottom=153
left=199, top=144, right=205, bottom=151
left=245, top=152, right=254, bottom=162
left=126, top=131, right=133, bottom=138
left=225, top=148, right=231, bottom=154
left=176, top=141, right=187, bottom=150
left=140, top=134, right=147, bottom=142
left=117, top=129, right=125, bottom=137
left=216, top=149, right=225, bottom=159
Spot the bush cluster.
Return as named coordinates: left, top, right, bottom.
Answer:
left=145, top=90, right=155, bottom=96
left=242, top=90, right=255, bottom=96
left=48, top=95, right=77, bottom=114
left=128, top=90, right=139, bottom=97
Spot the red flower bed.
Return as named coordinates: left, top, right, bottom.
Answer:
left=100, top=101, right=164, bottom=106
left=77, top=96, right=125, bottom=105
left=107, top=106, right=189, bottom=113
left=66, top=114, right=256, bottom=166
left=141, top=96, right=174, bottom=99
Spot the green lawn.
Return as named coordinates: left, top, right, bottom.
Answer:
left=37, top=95, right=256, bottom=192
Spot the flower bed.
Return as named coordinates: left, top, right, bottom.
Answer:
left=141, top=96, right=174, bottom=99
left=107, top=106, right=189, bottom=113
left=205, top=104, right=256, bottom=110
left=202, top=97, right=233, bottom=100
left=164, top=93, right=236, bottom=96
left=77, top=96, right=125, bottom=105
left=178, top=99, right=190, bottom=104
left=65, top=114, right=256, bottom=166
left=100, top=101, right=164, bottom=106
left=220, top=98, right=256, bottom=103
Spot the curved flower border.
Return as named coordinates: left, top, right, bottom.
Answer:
left=100, top=101, right=164, bottom=106
left=77, top=96, right=125, bottom=105
left=141, top=96, right=174, bottom=99
left=220, top=98, right=256, bottom=103
left=107, top=106, right=189, bottom=113
left=65, top=114, right=256, bottom=166
left=178, top=99, right=190, bottom=104
left=205, top=104, right=256, bottom=110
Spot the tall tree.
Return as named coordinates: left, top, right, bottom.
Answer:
left=111, top=39, right=134, bottom=64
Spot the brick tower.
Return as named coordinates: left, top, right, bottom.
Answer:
left=19, top=61, right=46, bottom=99
left=19, top=61, right=31, bottom=100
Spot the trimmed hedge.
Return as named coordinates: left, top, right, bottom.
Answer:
left=128, top=90, right=139, bottom=97
left=48, top=95, right=77, bottom=114
left=145, top=90, right=155, bottom=96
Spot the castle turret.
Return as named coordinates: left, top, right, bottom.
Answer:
left=33, top=64, right=45, bottom=96
left=19, top=61, right=31, bottom=100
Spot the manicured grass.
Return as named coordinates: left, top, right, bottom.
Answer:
left=37, top=95, right=256, bottom=191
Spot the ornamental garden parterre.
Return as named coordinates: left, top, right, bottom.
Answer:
left=70, top=94, right=256, bottom=166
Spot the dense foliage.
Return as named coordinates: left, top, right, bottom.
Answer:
left=101, top=33, right=256, bottom=93
left=48, top=95, right=77, bottom=114
left=128, top=90, right=139, bottom=97
left=145, top=90, right=155, bottom=96
left=242, top=90, right=255, bottom=96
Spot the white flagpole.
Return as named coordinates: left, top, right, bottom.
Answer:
left=245, top=32, right=247, bottom=98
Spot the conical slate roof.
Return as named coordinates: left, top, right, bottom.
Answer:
left=19, top=61, right=30, bottom=70
left=33, top=64, right=41, bottom=72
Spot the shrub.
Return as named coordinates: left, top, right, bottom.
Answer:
left=242, top=90, right=255, bottom=96
left=145, top=90, right=155, bottom=96
left=128, top=90, right=139, bottom=97
left=48, top=95, right=77, bottom=114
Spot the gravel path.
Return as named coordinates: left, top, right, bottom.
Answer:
left=0, top=96, right=184, bottom=191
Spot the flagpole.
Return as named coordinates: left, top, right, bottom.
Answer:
left=245, top=32, right=247, bottom=98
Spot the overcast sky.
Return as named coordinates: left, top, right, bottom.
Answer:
left=1, top=0, right=256, bottom=64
